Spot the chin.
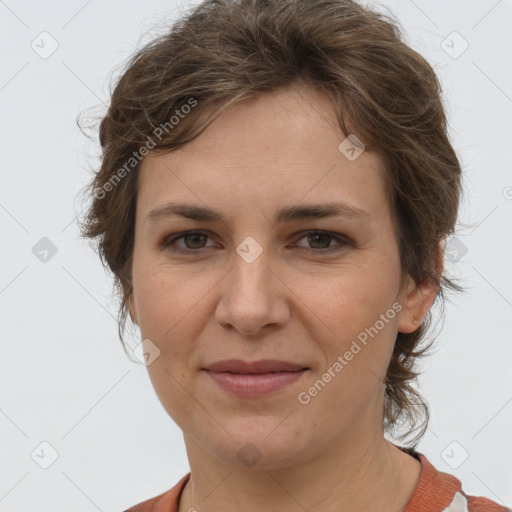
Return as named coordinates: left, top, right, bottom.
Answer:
left=194, top=416, right=317, bottom=470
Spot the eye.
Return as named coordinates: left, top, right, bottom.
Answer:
left=161, top=230, right=351, bottom=255
left=294, top=230, right=351, bottom=253
left=162, top=231, right=215, bottom=254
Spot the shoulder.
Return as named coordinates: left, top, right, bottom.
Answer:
left=469, top=497, right=512, bottom=512
left=401, top=447, right=510, bottom=512
left=447, top=491, right=511, bottom=512
left=121, top=473, right=190, bottom=512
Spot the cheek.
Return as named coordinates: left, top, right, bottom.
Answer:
left=134, top=262, right=209, bottom=341
left=131, top=269, right=211, bottom=416
left=304, top=258, right=400, bottom=339
left=299, top=256, right=401, bottom=394
left=134, top=268, right=209, bottom=424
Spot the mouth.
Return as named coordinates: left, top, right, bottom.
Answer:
left=202, top=359, right=309, bottom=397
left=204, top=359, right=308, bottom=374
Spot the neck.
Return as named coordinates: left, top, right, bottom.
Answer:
left=178, top=430, right=421, bottom=512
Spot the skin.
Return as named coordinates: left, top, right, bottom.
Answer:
left=129, top=84, right=442, bottom=512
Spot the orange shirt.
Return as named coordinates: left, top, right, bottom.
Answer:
left=123, top=448, right=511, bottom=512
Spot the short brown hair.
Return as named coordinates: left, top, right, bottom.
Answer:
left=78, top=0, right=464, bottom=447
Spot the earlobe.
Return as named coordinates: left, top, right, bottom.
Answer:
left=396, top=240, right=444, bottom=334
left=397, top=285, right=427, bottom=334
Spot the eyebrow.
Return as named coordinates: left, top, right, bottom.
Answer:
left=147, top=201, right=370, bottom=227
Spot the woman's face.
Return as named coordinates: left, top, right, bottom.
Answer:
left=129, top=85, right=425, bottom=468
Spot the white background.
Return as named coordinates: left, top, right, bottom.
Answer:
left=0, top=0, right=511, bottom=510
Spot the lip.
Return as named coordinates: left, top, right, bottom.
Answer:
left=202, top=359, right=309, bottom=397
left=204, top=359, right=308, bottom=374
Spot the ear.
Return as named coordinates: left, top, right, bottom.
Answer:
left=396, top=239, right=444, bottom=334
left=129, top=294, right=139, bottom=325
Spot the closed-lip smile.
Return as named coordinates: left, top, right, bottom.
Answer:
left=202, top=359, right=309, bottom=397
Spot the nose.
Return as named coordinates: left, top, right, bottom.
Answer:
left=214, top=246, right=290, bottom=336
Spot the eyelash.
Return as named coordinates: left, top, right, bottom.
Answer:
left=161, top=230, right=352, bottom=255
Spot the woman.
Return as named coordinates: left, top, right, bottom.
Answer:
left=79, top=0, right=510, bottom=510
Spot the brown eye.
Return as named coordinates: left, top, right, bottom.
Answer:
left=162, top=231, right=215, bottom=254
left=294, top=231, right=351, bottom=253
left=181, top=232, right=208, bottom=249
left=162, top=230, right=351, bottom=256
left=306, top=233, right=332, bottom=249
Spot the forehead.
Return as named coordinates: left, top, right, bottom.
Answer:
left=136, top=86, right=389, bottom=223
